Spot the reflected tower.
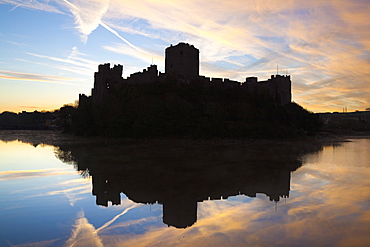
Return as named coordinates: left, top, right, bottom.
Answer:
left=52, top=140, right=326, bottom=229
left=163, top=197, right=198, bottom=228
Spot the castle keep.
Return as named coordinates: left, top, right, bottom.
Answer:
left=80, top=42, right=291, bottom=106
left=165, top=43, right=199, bottom=79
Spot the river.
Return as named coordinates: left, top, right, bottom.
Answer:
left=0, top=130, right=369, bottom=247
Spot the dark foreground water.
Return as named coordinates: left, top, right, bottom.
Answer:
left=0, top=131, right=369, bottom=247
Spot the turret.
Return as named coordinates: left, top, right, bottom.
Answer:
left=92, top=63, right=123, bottom=103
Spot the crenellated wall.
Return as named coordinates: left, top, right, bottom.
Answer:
left=243, top=74, right=291, bottom=105
left=125, top=64, right=160, bottom=84
left=84, top=43, right=291, bottom=106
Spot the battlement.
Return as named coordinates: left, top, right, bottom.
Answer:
left=125, top=64, right=160, bottom=84
left=271, top=74, right=290, bottom=80
left=97, top=63, right=123, bottom=75
left=86, top=43, right=291, bottom=106
left=98, top=63, right=110, bottom=72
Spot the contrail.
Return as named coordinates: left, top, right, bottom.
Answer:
left=8, top=3, right=22, bottom=12
left=95, top=204, right=141, bottom=233
left=100, top=21, right=148, bottom=53
left=61, top=0, right=79, bottom=11
left=62, top=0, right=146, bottom=53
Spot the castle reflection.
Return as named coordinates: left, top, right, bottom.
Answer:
left=89, top=165, right=291, bottom=228
left=52, top=139, right=326, bottom=229
left=0, top=131, right=328, bottom=229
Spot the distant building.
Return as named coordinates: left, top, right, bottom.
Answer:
left=79, top=42, right=291, bottom=106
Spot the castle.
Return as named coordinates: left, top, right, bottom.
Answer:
left=80, top=42, right=291, bottom=106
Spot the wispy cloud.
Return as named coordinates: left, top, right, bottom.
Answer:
left=0, top=69, right=78, bottom=85
left=104, top=0, right=370, bottom=111
left=1, top=0, right=64, bottom=13
left=2, top=0, right=369, bottom=111
left=103, top=43, right=163, bottom=75
left=1, top=39, right=29, bottom=47
left=18, top=105, right=42, bottom=109
left=26, top=49, right=99, bottom=77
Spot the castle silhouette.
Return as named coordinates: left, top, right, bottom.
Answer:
left=79, top=42, right=291, bottom=106
left=50, top=140, right=325, bottom=229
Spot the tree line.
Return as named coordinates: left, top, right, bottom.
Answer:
left=69, top=79, right=322, bottom=139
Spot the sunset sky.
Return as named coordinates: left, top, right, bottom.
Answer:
left=0, top=0, right=369, bottom=113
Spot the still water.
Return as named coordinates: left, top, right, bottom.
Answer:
left=0, top=131, right=369, bottom=247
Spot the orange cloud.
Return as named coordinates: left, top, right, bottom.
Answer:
left=3, top=0, right=370, bottom=112
left=0, top=69, right=77, bottom=85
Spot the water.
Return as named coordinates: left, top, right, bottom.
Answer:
left=0, top=131, right=369, bottom=247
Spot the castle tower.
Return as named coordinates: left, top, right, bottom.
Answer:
left=270, top=75, right=292, bottom=105
left=165, top=43, right=199, bottom=79
left=92, top=63, right=123, bottom=103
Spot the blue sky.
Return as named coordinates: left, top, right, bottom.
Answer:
left=0, top=0, right=369, bottom=113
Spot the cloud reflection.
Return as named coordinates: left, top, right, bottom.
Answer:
left=1, top=135, right=369, bottom=246
left=65, top=204, right=142, bottom=247
left=20, top=178, right=92, bottom=206
left=0, top=169, right=75, bottom=181
left=93, top=163, right=370, bottom=247
left=69, top=140, right=370, bottom=247
left=65, top=211, right=104, bottom=247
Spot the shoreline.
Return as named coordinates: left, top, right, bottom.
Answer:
left=1, top=129, right=369, bottom=148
